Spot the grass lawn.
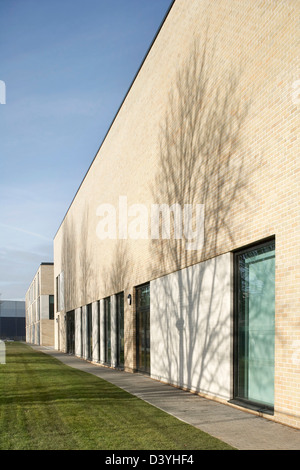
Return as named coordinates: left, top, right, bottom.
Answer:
left=0, top=342, right=235, bottom=450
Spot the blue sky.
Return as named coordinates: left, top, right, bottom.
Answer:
left=0, top=0, right=173, bottom=300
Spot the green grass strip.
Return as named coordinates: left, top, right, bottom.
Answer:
left=0, top=342, right=234, bottom=450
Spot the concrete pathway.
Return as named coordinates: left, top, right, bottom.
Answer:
left=31, top=346, right=300, bottom=450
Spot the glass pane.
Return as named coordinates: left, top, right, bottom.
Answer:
left=87, top=304, right=92, bottom=360
left=136, top=284, right=150, bottom=373
left=97, top=301, right=100, bottom=361
left=104, top=298, right=111, bottom=363
left=139, top=309, right=145, bottom=369
left=146, top=309, right=150, bottom=372
left=236, top=241, right=275, bottom=408
left=49, top=295, right=54, bottom=320
left=137, top=284, right=150, bottom=308
left=117, top=293, right=124, bottom=367
left=67, top=311, right=75, bottom=355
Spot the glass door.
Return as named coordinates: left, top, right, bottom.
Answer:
left=234, top=240, right=275, bottom=411
left=136, top=284, right=150, bottom=374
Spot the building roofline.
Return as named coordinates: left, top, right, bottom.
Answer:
left=25, top=262, right=54, bottom=294
left=54, top=0, right=176, bottom=239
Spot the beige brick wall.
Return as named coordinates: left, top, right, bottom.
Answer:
left=54, top=0, right=299, bottom=427
left=25, top=263, right=54, bottom=347
left=40, top=264, right=55, bottom=296
left=40, top=319, right=55, bottom=347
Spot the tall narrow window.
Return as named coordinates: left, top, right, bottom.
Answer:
left=116, top=292, right=124, bottom=368
left=87, top=304, right=92, bottom=360
left=104, top=297, right=111, bottom=364
left=55, top=273, right=64, bottom=312
left=56, top=276, right=60, bottom=311
left=97, top=301, right=100, bottom=363
left=49, top=295, right=54, bottom=320
left=136, top=283, right=150, bottom=374
left=234, top=239, right=275, bottom=412
left=80, top=307, right=83, bottom=357
left=66, top=310, right=75, bottom=355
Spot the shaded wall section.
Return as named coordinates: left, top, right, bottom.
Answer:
left=151, top=253, right=232, bottom=400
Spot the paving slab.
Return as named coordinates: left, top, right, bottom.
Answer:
left=31, top=346, right=300, bottom=450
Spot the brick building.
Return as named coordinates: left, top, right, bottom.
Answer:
left=25, top=263, right=54, bottom=347
left=53, top=0, right=300, bottom=428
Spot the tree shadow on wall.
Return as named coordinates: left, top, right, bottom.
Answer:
left=61, top=215, right=76, bottom=314
left=150, top=38, right=254, bottom=398
left=79, top=207, right=94, bottom=306
left=102, top=240, right=131, bottom=297
left=62, top=206, right=95, bottom=313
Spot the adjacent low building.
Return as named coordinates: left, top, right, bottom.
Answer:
left=0, top=300, right=25, bottom=341
left=25, top=263, right=54, bottom=347
left=53, top=0, right=300, bottom=429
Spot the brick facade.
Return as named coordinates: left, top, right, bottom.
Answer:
left=25, top=263, right=54, bottom=347
left=54, top=1, right=300, bottom=428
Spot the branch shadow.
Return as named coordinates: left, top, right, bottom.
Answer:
left=102, top=240, right=131, bottom=297
left=150, top=37, right=253, bottom=399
